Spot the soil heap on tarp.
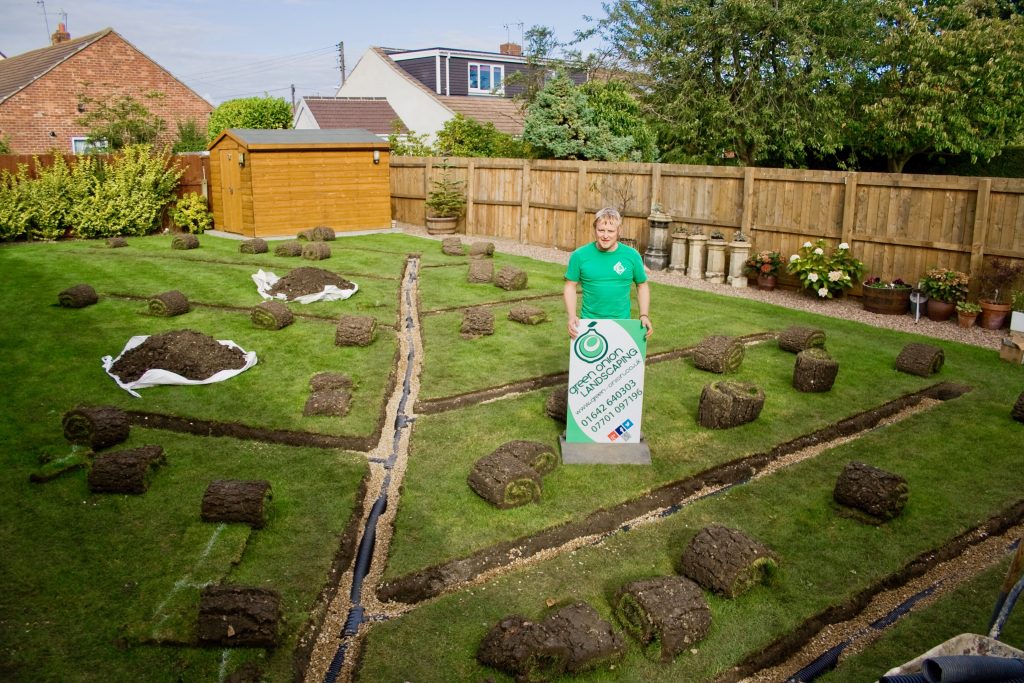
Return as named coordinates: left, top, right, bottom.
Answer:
left=267, top=267, right=354, bottom=300
left=109, top=329, right=246, bottom=383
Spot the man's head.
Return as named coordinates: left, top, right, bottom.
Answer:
left=593, top=207, right=622, bottom=252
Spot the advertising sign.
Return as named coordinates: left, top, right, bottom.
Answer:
left=566, top=319, right=647, bottom=444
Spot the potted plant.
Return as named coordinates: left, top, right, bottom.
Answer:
left=955, top=300, right=981, bottom=328
left=976, top=258, right=1024, bottom=330
left=861, top=276, right=912, bottom=315
left=1011, top=290, right=1024, bottom=335
left=786, top=239, right=865, bottom=299
left=744, top=250, right=783, bottom=291
left=424, top=159, right=466, bottom=235
left=919, top=267, right=969, bottom=321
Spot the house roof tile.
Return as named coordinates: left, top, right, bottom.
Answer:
left=302, top=96, right=406, bottom=135
left=0, top=29, right=111, bottom=103
left=437, top=96, right=525, bottom=135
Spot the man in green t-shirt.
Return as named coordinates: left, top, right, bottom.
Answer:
left=564, top=207, right=653, bottom=339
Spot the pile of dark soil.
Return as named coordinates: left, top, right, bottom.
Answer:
left=109, top=329, right=246, bottom=383
left=267, top=267, right=354, bottom=300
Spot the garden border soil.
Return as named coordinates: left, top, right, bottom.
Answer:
left=379, top=382, right=972, bottom=604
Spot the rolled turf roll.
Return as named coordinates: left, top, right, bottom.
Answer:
left=62, top=404, right=130, bottom=449
left=467, top=260, right=494, bottom=284
left=312, top=226, right=336, bottom=241
left=301, top=242, right=331, bottom=260
left=477, top=615, right=569, bottom=681
left=697, top=381, right=765, bottom=429
left=251, top=300, right=294, bottom=330
left=148, top=290, right=190, bottom=317
left=275, top=241, right=303, bottom=257
left=680, top=524, right=778, bottom=597
left=441, top=237, right=464, bottom=256
left=833, top=461, right=909, bottom=523
left=240, top=238, right=268, bottom=254
left=468, top=241, right=495, bottom=258
left=468, top=451, right=542, bottom=509
left=692, top=335, right=744, bottom=373
left=792, top=347, right=839, bottom=392
left=171, top=233, right=199, bottom=250
left=895, top=343, right=944, bottom=376
left=545, top=387, right=568, bottom=423
left=778, top=325, right=826, bottom=353
left=296, top=228, right=315, bottom=241
left=57, top=284, right=98, bottom=308
left=492, top=440, right=558, bottom=476
left=540, top=602, right=626, bottom=674
left=1013, top=392, right=1024, bottom=423
left=508, top=303, right=547, bottom=325
left=87, top=444, right=165, bottom=494
left=200, top=479, right=273, bottom=528
left=495, top=265, right=528, bottom=291
left=613, top=576, right=711, bottom=662
left=106, top=236, right=128, bottom=248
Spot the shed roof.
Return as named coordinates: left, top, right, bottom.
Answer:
left=210, top=128, right=390, bottom=150
left=0, top=29, right=110, bottom=104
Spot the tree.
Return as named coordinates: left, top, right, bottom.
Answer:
left=506, top=25, right=561, bottom=104
left=206, top=96, right=293, bottom=144
left=580, top=80, right=658, bottom=162
left=75, top=91, right=167, bottom=150
left=434, top=114, right=529, bottom=158
left=596, top=0, right=877, bottom=166
left=171, top=118, right=208, bottom=153
left=386, top=121, right=434, bottom=157
left=521, top=75, right=633, bottom=161
left=853, top=0, right=1024, bottom=172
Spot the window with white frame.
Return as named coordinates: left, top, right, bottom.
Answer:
left=468, top=63, right=504, bottom=95
left=71, top=137, right=108, bottom=154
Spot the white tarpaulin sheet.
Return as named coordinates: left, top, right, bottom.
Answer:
left=102, top=335, right=258, bottom=398
left=251, top=269, right=359, bottom=304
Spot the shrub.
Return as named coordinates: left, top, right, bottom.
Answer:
left=26, top=154, right=92, bottom=240
left=920, top=267, right=969, bottom=303
left=786, top=239, right=866, bottom=298
left=207, top=96, right=292, bottom=144
left=172, top=118, right=208, bottom=153
left=171, top=192, right=213, bottom=234
left=72, top=145, right=183, bottom=237
left=0, top=164, right=33, bottom=240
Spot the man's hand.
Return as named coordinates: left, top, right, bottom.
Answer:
left=567, top=315, right=580, bottom=339
left=640, top=314, right=653, bottom=339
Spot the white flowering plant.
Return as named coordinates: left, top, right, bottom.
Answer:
left=786, top=239, right=866, bottom=298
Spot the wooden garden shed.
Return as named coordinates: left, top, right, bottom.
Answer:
left=207, top=128, right=391, bottom=238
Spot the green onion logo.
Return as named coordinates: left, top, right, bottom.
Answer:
left=574, top=322, right=608, bottom=363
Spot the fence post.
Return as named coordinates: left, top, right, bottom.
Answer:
left=574, top=161, right=589, bottom=250
left=466, top=158, right=476, bottom=236
left=969, top=178, right=992, bottom=291
left=518, top=159, right=530, bottom=244
left=841, top=172, right=858, bottom=248
left=742, top=166, right=755, bottom=241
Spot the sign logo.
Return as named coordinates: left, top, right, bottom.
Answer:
left=613, top=261, right=625, bottom=275
left=573, top=322, right=608, bottom=363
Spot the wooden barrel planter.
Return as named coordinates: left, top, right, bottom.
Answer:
left=862, top=286, right=911, bottom=315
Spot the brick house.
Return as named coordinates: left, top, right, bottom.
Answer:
left=331, top=44, right=587, bottom=142
left=0, top=25, right=212, bottom=154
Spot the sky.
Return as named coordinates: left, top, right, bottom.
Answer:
left=0, top=0, right=608, bottom=105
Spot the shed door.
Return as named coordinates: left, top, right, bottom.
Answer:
left=218, top=149, right=244, bottom=233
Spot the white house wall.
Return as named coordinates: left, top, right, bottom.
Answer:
left=292, top=101, right=319, bottom=129
left=336, top=49, right=452, bottom=141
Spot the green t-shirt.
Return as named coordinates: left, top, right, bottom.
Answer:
left=565, top=241, right=648, bottom=319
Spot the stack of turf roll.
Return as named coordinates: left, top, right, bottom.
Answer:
left=240, top=238, right=268, bottom=254
left=468, top=449, right=542, bottom=509
left=301, top=242, right=331, bottom=260
left=251, top=300, right=294, bottom=330
left=148, top=290, right=190, bottom=317
left=57, top=284, right=98, bottom=308
left=613, top=576, right=712, bottom=662
left=275, top=241, right=303, bottom=257
left=692, top=335, right=744, bottom=373
left=171, top=233, right=199, bottom=250
left=62, top=404, right=130, bottom=450
left=778, top=325, right=826, bottom=353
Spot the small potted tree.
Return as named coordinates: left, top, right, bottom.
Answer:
left=424, top=159, right=466, bottom=235
left=976, top=258, right=1024, bottom=330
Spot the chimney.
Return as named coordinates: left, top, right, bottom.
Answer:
left=51, top=23, right=71, bottom=45
left=499, top=42, right=522, bottom=57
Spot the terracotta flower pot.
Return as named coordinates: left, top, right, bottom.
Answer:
left=979, top=300, right=1011, bottom=330
left=926, top=299, right=956, bottom=322
left=756, top=274, right=777, bottom=291
left=957, top=311, right=978, bottom=328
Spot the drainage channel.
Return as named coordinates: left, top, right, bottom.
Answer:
left=303, top=255, right=423, bottom=683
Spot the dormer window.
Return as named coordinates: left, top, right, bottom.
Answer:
left=468, top=63, right=503, bottom=95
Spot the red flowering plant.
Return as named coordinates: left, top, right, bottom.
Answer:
left=863, top=276, right=911, bottom=290
left=744, top=250, right=783, bottom=277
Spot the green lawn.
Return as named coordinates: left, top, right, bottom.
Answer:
left=1, top=231, right=1021, bottom=682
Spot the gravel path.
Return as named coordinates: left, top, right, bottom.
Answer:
left=399, top=223, right=1006, bottom=352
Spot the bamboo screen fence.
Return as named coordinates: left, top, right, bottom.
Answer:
left=392, top=156, right=1024, bottom=293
